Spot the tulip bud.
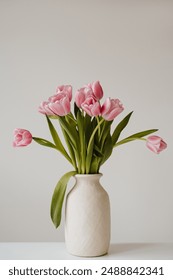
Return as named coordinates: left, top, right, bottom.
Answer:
left=146, top=135, right=167, bottom=154
left=89, top=81, right=103, bottom=100
left=13, top=129, right=32, bottom=147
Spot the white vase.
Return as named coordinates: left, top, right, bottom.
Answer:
left=65, top=174, right=110, bottom=257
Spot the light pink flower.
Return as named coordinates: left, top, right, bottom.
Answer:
left=38, top=101, right=55, bottom=115
left=13, top=129, right=32, bottom=147
left=101, top=98, right=124, bottom=121
left=38, top=85, right=72, bottom=116
left=87, top=81, right=103, bottom=100
left=81, top=96, right=101, bottom=117
left=75, top=86, right=93, bottom=108
left=56, top=85, right=72, bottom=101
left=146, top=135, right=167, bottom=154
left=75, top=81, right=103, bottom=108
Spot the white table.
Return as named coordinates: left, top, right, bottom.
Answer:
left=0, top=243, right=173, bottom=260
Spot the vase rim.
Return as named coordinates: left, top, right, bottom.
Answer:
left=74, top=173, right=102, bottom=178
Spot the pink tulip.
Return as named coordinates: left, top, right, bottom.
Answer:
left=56, top=85, right=72, bottom=101
left=88, top=81, right=103, bottom=100
left=38, top=101, right=54, bottom=115
left=146, top=135, right=167, bottom=154
left=75, top=81, right=103, bottom=108
left=101, top=98, right=124, bottom=121
left=81, top=96, right=101, bottom=117
left=13, top=128, right=32, bottom=147
left=75, top=86, right=93, bottom=107
left=38, top=85, right=72, bottom=116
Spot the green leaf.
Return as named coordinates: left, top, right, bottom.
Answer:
left=100, top=120, right=112, bottom=147
left=90, top=156, right=100, bottom=174
left=100, top=133, right=113, bottom=166
left=114, top=129, right=158, bottom=147
left=77, top=111, right=85, bottom=173
left=33, top=137, right=57, bottom=149
left=87, top=118, right=105, bottom=152
left=126, top=129, right=158, bottom=139
left=112, top=111, right=133, bottom=145
left=50, top=171, right=77, bottom=228
left=65, top=113, right=77, bottom=126
left=59, top=116, right=81, bottom=172
left=84, top=114, right=92, bottom=145
left=58, top=117, right=78, bottom=148
left=46, top=115, right=72, bottom=164
left=60, top=126, right=78, bottom=171
left=93, top=144, right=104, bottom=158
left=86, top=135, right=94, bottom=173
left=86, top=118, right=105, bottom=173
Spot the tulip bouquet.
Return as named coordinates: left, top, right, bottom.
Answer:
left=13, top=81, right=167, bottom=228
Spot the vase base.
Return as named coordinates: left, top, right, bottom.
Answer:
left=66, top=248, right=108, bottom=258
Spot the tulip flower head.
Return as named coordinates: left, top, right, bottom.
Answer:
left=81, top=96, right=101, bottom=117
left=146, top=135, right=167, bottom=154
left=101, top=98, right=124, bottom=121
left=38, top=85, right=72, bottom=116
left=13, top=128, right=32, bottom=147
left=87, top=81, right=103, bottom=100
left=75, top=81, right=103, bottom=110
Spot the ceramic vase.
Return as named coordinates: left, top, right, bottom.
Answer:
left=65, top=174, right=110, bottom=257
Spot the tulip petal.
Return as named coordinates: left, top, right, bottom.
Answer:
left=49, top=102, right=65, bottom=116
left=91, top=81, right=103, bottom=100
left=101, top=98, right=111, bottom=115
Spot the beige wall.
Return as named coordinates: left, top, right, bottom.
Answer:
left=0, top=0, right=172, bottom=242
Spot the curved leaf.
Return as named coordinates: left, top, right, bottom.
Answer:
left=60, top=126, right=78, bottom=171
left=58, top=117, right=78, bottom=148
left=50, top=171, right=77, bottom=228
left=33, top=137, right=57, bottom=149
left=125, top=129, right=158, bottom=139
left=100, top=120, right=112, bottom=145
left=100, top=133, right=113, bottom=166
left=114, top=129, right=158, bottom=147
left=112, top=111, right=133, bottom=145
left=46, top=115, right=72, bottom=164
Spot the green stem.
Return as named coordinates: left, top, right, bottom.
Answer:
left=87, top=118, right=105, bottom=152
left=66, top=113, right=77, bottom=125
left=96, top=116, right=101, bottom=137
left=59, top=123, right=78, bottom=171
left=114, top=137, right=146, bottom=148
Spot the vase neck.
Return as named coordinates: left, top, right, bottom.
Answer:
left=74, top=174, right=102, bottom=184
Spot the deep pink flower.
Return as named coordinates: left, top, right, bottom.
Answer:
left=38, top=85, right=72, bottom=116
left=146, top=135, right=167, bottom=154
left=81, top=96, right=101, bottom=117
left=101, top=98, right=124, bottom=121
left=13, top=129, right=32, bottom=147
